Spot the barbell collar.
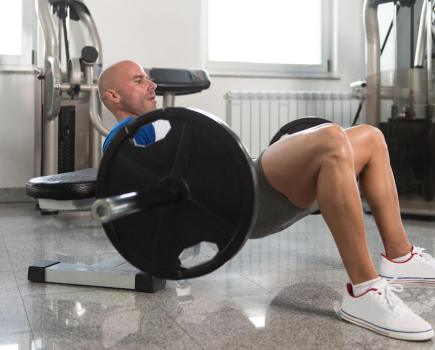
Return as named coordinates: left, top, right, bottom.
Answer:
left=92, top=185, right=182, bottom=224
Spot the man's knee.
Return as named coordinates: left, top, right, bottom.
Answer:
left=316, top=123, right=353, bottom=161
left=359, top=124, right=388, bottom=151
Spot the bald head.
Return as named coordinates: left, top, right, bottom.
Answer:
left=97, top=60, right=157, bottom=121
left=98, top=60, right=137, bottom=103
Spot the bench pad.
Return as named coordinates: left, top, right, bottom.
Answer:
left=26, top=168, right=97, bottom=200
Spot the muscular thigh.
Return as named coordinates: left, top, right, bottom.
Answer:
left=260, top=123, right=380, bottom=209
left=260, top=124, right=333, bottom=209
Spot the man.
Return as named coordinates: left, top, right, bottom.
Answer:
left=98, top=60, right=435, bottom=341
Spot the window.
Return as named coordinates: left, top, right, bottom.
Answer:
left=0, top=0, right=35, bottom=69
left=204, top=0, right=333, bottom=77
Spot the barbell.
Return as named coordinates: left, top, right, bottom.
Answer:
left=92, top=107, right=331, bottom=280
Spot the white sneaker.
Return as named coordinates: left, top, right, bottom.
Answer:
left=340, top=279, right=433, bottom=341
left=379, top=246, right=435, bottom=285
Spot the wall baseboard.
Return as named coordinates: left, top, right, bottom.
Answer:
left=0, top=188, right=32, bottom=203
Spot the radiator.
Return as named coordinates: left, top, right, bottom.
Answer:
left=225, top=91, right=361, bottom=158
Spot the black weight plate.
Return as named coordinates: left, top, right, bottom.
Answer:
left=269, top=117, right=332, bottom=145
left=97, top=107, right=256, bottom=280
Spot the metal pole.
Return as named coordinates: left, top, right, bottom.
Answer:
left=426, top=0, right=433, bottom=109
left=57, top=14, right=63, bottom=63
left=163, top=92, right=176, bottom=107
left=76, top=3, right=105, bottom=166
left=363, top=0, right=381, bottom=126
left=77, top=7, right=103, bottom=73
left=414, top=0, right=427, bottom=67
left=83, top=65, right=106, bottom=167
left=36, top=0, right=60, bottom=175
left=36, top=0, right=58, bottom=58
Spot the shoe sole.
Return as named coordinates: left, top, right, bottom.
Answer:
left=380, top=275, right=435, bottom=286
left=340, top=309, right=434, bottom=341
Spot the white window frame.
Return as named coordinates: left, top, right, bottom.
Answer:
left=0, top=0, right=35, bottom=71
left=202, top=0, right=335, bottom=78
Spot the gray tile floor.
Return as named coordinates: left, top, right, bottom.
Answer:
left=0, top=202, right=435, bottom=349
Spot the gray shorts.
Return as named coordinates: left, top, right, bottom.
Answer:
left=250, top=153, right=319, bottom=239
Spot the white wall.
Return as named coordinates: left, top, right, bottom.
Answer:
left=85, top=0, right=366, bottom=119
left=0, top=72, right=35, bottom=188
left=0, top=0, right=366, bottom=188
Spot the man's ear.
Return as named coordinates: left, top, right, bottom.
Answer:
left=105, top=89, right=121, bottom=103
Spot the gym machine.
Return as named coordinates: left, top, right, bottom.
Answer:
left=34, top=0, right=107, bottom=179
left=354, top=0, right=435, bottom=216
left=32, top=0, right=211, bottom=212
left=29, top=66, right=211, bottom=212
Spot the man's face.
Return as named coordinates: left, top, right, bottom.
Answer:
left=117, top=63, right=157, bottom=116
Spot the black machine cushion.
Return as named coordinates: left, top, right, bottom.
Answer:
left=147, top=68, right=211, bottom=96
left=26, top=168, right=97, bottom=200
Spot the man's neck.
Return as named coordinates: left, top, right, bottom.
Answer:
left=114, top=112, right=137, bottom=123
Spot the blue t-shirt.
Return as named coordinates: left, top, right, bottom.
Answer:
left=102, top=116, right=156, bottom=152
